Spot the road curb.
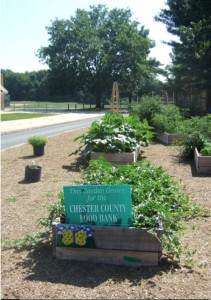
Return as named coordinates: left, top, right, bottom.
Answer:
left=1, top=113, right=104, bottom=135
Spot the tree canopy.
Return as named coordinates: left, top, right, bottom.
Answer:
left=2, top=69, right=48, bottom=101
left=156, top=0, right=211, bottom=90
left=38, top=5, right=160, bottom=107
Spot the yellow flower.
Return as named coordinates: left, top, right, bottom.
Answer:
left=62, top=229, right=73, bottom=245
left=75, top=230, right=87, bottom=246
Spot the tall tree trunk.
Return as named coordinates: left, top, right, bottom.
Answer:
left=95, top=89, right=102, bottom=108
left=206, top=89, right=211, bottom=114
left=128, top=93, right=132, bottom=103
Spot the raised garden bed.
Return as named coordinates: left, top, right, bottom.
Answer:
left=71, top=114, right=154, bottom=163
left=194, top=147, right=211, bottom=174
left=156, top=132, right=183, bottom=145
left=90, top=147, right=140, bottom=164
left=52, top=221, right=163, bottom=267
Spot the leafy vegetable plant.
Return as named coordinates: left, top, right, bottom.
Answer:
left=152, top=104, right=185, bottom=134
left=200, top=141, right=211, bottom=156
left=81, top=157, right=209, bottom=260
left=128, top=95, right=163, bottom=125
left=71, top=113, right=155, bottom=157
left=179, top=115, right=211, bottom=158
left=10, top=157, right=209, bottom=264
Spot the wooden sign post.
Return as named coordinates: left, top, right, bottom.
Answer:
left=111, top=82, right=120, bottom=113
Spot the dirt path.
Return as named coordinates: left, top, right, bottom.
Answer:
left=1, top=130, right=211, bottom=299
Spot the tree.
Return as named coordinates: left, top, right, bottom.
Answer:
left=156, top=0, right=211, bottom=112
left=2, top=69, right=48, bottom=101
left=38, top=5, right=159, bottom=108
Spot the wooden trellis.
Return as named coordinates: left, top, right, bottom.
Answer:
left=111, top=82, right=120, bottom=113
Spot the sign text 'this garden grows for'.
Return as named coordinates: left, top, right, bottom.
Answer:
left=63, top=184, right=132, bottom=227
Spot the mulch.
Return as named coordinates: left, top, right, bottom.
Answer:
left=1, top=130, right=211, bottom=299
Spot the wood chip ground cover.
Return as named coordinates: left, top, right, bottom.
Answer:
left=1, top=128, right=211, bottom=299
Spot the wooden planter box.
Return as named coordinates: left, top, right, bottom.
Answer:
left=156, top=132, right=183, bottom=145
left=90, top=147, right=140, bottom=164
left=194, top=147, right=211, bottom=174
left=52, top=221, right=162, bottom=267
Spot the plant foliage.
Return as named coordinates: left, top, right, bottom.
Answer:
left=38, top=5, right=160, bottom=107
left=28, top=135, right=48, bottom=147
left=71, top=113, right=155, bottom=157
left=128, top=95, right=163, bottom=125
left=200, top=141, right=211, bottom=156
left=81, top=157, right=209, bottom=260
left=152, top=104, right=185, bottom=134
left=9, top=158, right=209, bottom=262
left=179, top=115, right=211, bottom=158
left=156, top=0, right=211, bottom=91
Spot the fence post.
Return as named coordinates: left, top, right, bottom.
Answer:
left=83, top=103, right=85, bottom=110
left=75, top=104, right=77, bottom=110
left=13, top=103, right=15, bottom=111
left=68, top=104, right=70, bottom=111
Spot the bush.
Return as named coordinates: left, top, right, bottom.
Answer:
left=128, top=95, right=163, bottom=125
left=179, top=115, right=211, bottom=158
left=200, top=142, right=211, bottom=156
left=28, top=135, right=48, bottom=147
left=182, top=115, right=211, bottom=138
left=152, top=104, right=185, bottom=134
left=180, top=132, right=205, bottom=158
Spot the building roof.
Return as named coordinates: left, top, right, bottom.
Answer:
left=0, top=84, right=8, bottom=94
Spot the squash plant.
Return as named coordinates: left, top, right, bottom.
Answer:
left=71, top=113, right=155, bottom=157
left=37, top=157, right=209, bottom=262
left=81, top=157, right=209, bottom=260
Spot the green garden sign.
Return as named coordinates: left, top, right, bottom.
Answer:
left=64, top=184, right=132, bottom=227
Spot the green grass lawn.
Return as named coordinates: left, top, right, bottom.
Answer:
left=1, top=113, right=55, bottom=121
left=10, top=101, right=128, bottom=110
left=10, top=101, right=96, bottom=109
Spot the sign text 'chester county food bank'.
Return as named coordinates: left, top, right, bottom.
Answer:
left=64, top=184, right=132, bottom=227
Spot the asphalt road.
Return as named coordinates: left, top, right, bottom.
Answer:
left=1, top=117, right=101, bottom=151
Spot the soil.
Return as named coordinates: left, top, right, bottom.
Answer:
left=1, top=128, right=211, bottom=299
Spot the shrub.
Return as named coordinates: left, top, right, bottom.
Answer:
left=28, top=135, right=48, bottom=147
left=182, top=115, right=211, bottom=137
left=128, top=95, right=163, bottom=125
left=179, top=115, right=211, bottom=158
left=152, top=104, right=185, bottom=134
left=200, top=142, right=211, bottom=156
left=180, top=132, right=205, bottom=158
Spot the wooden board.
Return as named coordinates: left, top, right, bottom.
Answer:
left=89, top=226, right=162, bottom=252
left=90, top=147, right=140, bottom=164
left=52, top=223, right=162, bottom=266
left=54, top=247, right=160, bottom=267
left=194, top=147, right=211, bottom=174
left=156, top=132, right=183, bottom=145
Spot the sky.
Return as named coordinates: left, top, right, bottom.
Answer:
left=1, top=0, right=174, bottom=73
